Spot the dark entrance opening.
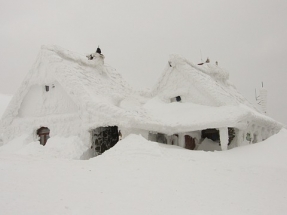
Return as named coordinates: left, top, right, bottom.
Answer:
left=37, top=127, right=50, bottom=146
left=201, top=129, right=220, bottom=142
left=201, top=128, right=236, bottom=145
left=91, top=126, right=119, bottom=155
left=185, top=135, right=196, bottom=150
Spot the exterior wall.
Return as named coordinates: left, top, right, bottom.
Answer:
left=2, top=113, right=82, bottom=144
left=238, top=120, right=280, bottom=147
left=18, top=82, right=78, bottom=117
left=1, top=80, right=84, bottom=145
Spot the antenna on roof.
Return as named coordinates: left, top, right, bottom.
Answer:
left=200, top=49, right=203, bottom=63
left=255, top=89, right=259, bottom=101
left=255, top=82, right=267, bottom=115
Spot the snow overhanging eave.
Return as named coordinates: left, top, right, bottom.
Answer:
left=122, top=119, right=246, bottom=135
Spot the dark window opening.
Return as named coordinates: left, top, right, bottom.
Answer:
left=202, top=128, right=235, bottom=145
left=202, top=129, right=220, bottom=142
left=185, top=135, right=196, bottom=150
left=170, top=96, right=182, bottom=103
left=91, top=126, right=119, bottom=155
left=148, top=132, right=167, bottom=144
left=176, top=96, right=181, bottom=102
left=228, top=128, right=235, bottom=144
left=156, top=133, right=167, bottom=144
left=37, top=127, right=50, bottom=146
left=45, top=85, right=49, bottom=92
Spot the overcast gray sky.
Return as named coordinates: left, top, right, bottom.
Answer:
left=0, top=0, right=286, bottom=125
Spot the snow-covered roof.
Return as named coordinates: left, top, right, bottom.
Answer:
left=1, top=45, right=136, bottom=128
left=145, top=55, right=283, bottom=132
left=0, top=46, right=283, bottom=135
left=152, top=55, right=255, bottom=108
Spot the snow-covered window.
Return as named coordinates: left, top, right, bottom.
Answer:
left=170, top=96, right=181, bottom=103
left=148, top=132, right=167, bottom=144
left=37, top=127, right=50, bottom=146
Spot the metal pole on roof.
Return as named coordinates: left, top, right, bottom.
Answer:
left=200, top=49, right=203, bottom=63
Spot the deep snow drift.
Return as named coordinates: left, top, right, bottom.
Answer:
left=0, top=129, right=287, bottom=215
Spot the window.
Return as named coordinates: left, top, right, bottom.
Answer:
left=176, top=96, right=181, bottom=102
left=37, top=127, right=50, bottom=146
left=201, top=129, right=220, bottom=142
left=45, top=85, right=49, bottom=92
left=171, top=96, right=182, bottom=103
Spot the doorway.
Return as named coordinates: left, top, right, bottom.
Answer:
left=91, top=126, right=119, bottom=155
left=185, top=135, right=196, bottom=150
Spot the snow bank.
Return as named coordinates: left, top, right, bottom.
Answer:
left=101, top=134, right=164, bottom=157
left=1, top=130, right=287, bottom=215
left=222, top=128, right=287, bottom=169
left=0, top=135, right=89, bottom=159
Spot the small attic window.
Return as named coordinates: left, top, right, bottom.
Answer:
left=45, top=85, right=49, bottom=92
left=176, top=96, right=181, bottom=102
left=170, top=96, right=182, bottom=103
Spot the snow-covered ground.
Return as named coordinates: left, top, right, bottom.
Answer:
left=0, top=129, right=286, bottom=215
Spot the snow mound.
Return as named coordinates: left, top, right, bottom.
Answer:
left=0, top=135, right=89, bottom=160
left=101, top=134, right=164, bottom=157
left=197, top=138, right=221, bottom=151
left=0, top=130, right=287, bottom=214
left=100, top=129, right=287, bottom=168
left=223, top=128, right=287, bottom=169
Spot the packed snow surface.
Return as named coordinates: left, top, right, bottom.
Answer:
left=0, top=130, right=287, bottom=215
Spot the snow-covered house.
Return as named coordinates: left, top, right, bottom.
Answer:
left=0, top=45, right=283, bottom=157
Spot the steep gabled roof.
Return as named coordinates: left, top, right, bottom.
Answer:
left=152, top=55, right=255, bottom=108
left=145, top=55, right=282, bottom=132
left=0, top=45, right=136, bottom=129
